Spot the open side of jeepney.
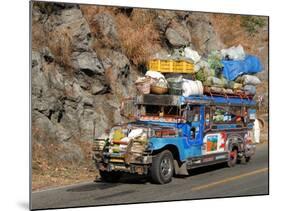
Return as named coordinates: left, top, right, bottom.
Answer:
left=93, top=94, right=257, bottom=184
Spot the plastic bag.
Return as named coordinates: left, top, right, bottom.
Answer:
left=222, top=55, right=263, bottom=80
left=184, top=47, right=201, bottom=63
left=182, top=79, right=203, bottom=97
left=221, top=44, right=246, bottom=61
left=128, top=128, right=144, bottom=138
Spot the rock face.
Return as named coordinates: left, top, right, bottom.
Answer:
left=165, top=20, right=192, bottom=48
left=187, top=13, right=224, bottom=55
left=165, top=27, right=188, bottom=47
left=93, top=13, right=119, bottom=47
left=32, top=2, right=268, bottom=166
left=72, top=51, right=104, bottom=75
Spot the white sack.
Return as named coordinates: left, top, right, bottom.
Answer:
left=253, top=119, right=260, bottom=144
left=128, top=128, right=144, bottom=138
left=241, top=75, right=261, bottom=85
left=182, top=79, right=203, bottom=97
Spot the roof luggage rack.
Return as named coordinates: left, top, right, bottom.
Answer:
left=203, top=86, right=254, bottom=100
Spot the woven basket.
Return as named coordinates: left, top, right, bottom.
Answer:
left=151, top=85, right=168, bottom=94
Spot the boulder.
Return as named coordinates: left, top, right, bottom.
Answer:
left=32, top=111, right=57, bottom=143
left=165, top=27, right=188, bottom=48
left=31, top=51, right=49, bottom=96
left=91, top=79, right=107, bottom=95
left=169, top=21, right=192, bottom=45
left=46, top=7, right=93, bottom=52
left=187, top=13, right=224, bottom=54
left=72, top=51, right=104, bottom=76
left=93, top=13, right=119, bottom=47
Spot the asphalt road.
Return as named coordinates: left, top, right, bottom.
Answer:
left=31, top=143, right=269, bottom=210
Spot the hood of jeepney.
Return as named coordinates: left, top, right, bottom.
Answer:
left=107, top=122, right=178, bottom=155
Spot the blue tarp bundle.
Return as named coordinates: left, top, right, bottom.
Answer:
left=222, top=55, right=263, bottom=80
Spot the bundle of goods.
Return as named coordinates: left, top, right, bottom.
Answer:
left=167, top=76, right=183, bottom=95
left=108, top=128, right=149, bottom=163
left=109, top=129, right=130, bottom=157
left=135, top=71, right=169, bottom=95
left=142, top=45, right=263, bottom=99
left=135, top=77, right=151, bottom=95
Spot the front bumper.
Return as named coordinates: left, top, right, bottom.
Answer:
left=97, top=162, right=151, bottom=175
left=93, top=150, right=152, bottom=175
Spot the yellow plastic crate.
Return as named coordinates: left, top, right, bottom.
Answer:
left=148, top=59, right=195, bottom=73
left=173, top=60, right=194, bottom=73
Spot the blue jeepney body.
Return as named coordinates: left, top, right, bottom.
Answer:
left=135, top=95, right=256, bottom=162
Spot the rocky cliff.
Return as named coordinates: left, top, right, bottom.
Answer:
left=31, top=2, right=268, bottom=190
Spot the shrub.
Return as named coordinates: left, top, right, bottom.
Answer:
left=241, top=16, right=266, bottom=35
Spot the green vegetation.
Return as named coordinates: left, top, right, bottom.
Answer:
left=241, top=16, right=266, bottom=35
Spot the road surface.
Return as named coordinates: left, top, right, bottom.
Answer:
left=32, top=143, right=269, bottom=210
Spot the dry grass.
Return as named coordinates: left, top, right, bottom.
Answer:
left=32, top=127, right=97, bottom=191
left=32, top=19, right=73, bottom=73
left=81, top=5, right=118, bottom=50
left=116, top=10, right=161, bottom=66
left=210, top=14, right=268, bottom=54
left=81, top=5, right=161, bottom=66
left=47, top=28, right=73, bottom=71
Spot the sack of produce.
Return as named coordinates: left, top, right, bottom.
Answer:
left=236, top=75, right=261, bottom=85
left=243, top=85, right=256, bottom=95
left=224, top=88, right=234, bottom=94
left=204, top=76, right=225, bottom=88
left=135, top=77, right=151, bottom=94
left=182, top=79, right=203, bottom=97
left=209, top=86, right=223, bottom=93
left=228, top=81, right=243, bottom=89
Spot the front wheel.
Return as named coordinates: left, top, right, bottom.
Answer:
left=99, top=170, right=122, bottom=183
left=150, top=150, right=174, bottom=184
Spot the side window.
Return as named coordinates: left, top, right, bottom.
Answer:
left=205, top=106, right=211, bottom=129
left=189, top=106, right=200, bottom=140
left=190, top=106, right=200, bottom=122
left=212, top=106, right=243, bottom=124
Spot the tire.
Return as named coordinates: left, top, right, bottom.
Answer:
left=99, top=170, right=122, bottom=183
left=227, top=148, right=238, bottom=167
left=151, top=150, right=174, bottom=184
left=239, top=156, right=251, bottom=164
left=245, top=156, right=251, bottom=163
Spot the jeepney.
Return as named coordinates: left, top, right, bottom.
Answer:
left=92, top=94, right=256, bottom=184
